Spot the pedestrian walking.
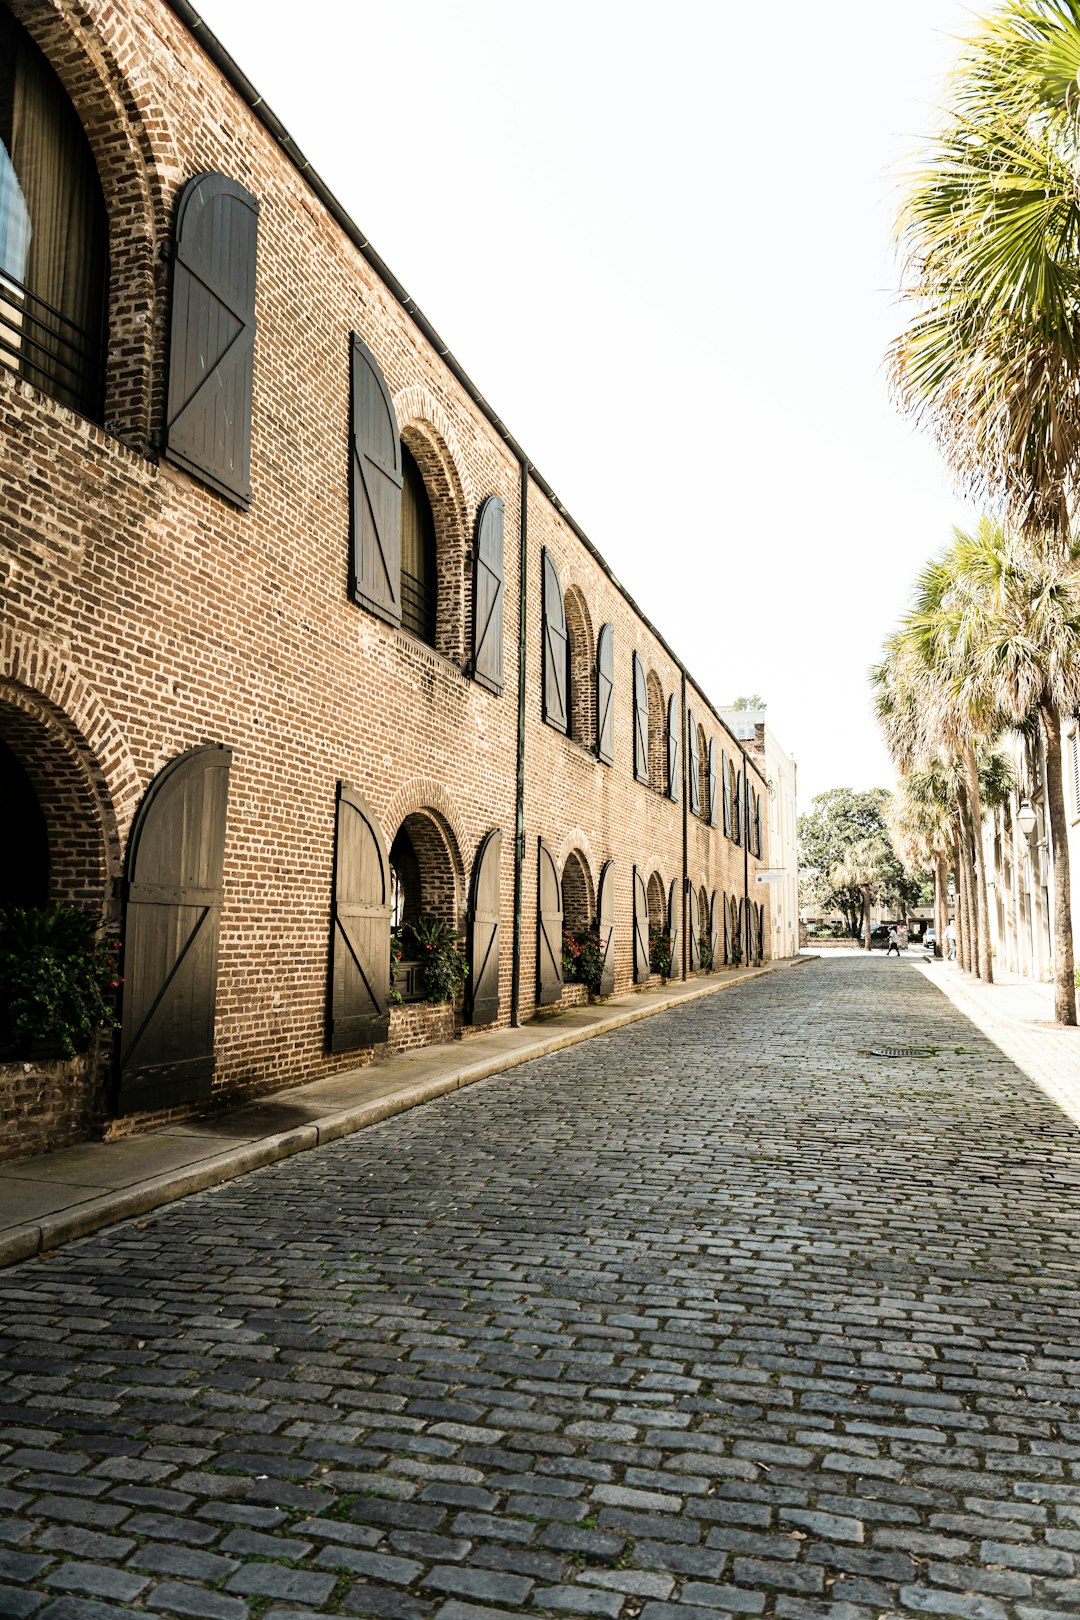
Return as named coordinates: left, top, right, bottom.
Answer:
left=944, top=919, right=957, bottom=961
left=887, top=925, right=901, bottom=957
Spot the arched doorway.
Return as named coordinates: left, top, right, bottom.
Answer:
left=560, top=848, right=593, bottom=933
left=0, top=687, right=114, bottom=912
left=389, top=808, right=464, bottom=1003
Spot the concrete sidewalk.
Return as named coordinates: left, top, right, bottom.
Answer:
left=918, top=955, right=1080, bottom=1132
left=0, top=955, right=814, bottom=1268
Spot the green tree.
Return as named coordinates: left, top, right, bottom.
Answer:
left=732, top=694, right=766, bottom=711
left=798, top=788, right=928, bottom=942
left=890, top=0, right=1080, bottom=533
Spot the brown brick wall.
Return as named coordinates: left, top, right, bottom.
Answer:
left=0, top=0, right=771, bottom=1139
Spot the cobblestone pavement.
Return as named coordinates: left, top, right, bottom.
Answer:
left=1, top=958, right=1079, bottom=1620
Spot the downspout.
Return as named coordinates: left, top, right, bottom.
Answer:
left=741, top=746, right=750, bottom=960
left=681, top=671, right=688, bottom=980
left=510, top=459, right=529, bottom=1026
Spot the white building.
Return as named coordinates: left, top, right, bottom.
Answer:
left=719, top=707, right=799, bottom=959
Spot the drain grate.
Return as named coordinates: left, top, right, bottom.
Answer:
left=868, top=1046, right=938, bottom=1058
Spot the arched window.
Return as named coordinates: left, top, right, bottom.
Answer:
left=696, top=724, right=708, bottom=820
left=0, top=8, right=107, bottom=418
left=646, top=673, right=665, bottom=792
left=400, top=443, right=437, bottom=645
left=564, top=587, right=596, bottom=748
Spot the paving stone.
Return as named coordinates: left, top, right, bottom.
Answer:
left=2, top=964, right=1079, bottom=1620
left=144, top=1581, right=248, bottom=1619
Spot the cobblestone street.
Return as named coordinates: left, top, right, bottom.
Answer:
left=1, top=957, right=1079, bottom=1620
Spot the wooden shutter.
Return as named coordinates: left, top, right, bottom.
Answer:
left=466, top=828, right=502, bottom=1024
left=707, top=739, right=718, bottom=827
left=687, top=879, right=700, bottom=969
left=118, top=745, right=231, bottom=1114
left=709, top=890, right=720, bottom=966
left=666, top=695, right=680, bottom=802
left=632, top=653, right=648, bottom=783
left=537, top=836, right=563, bottom=1004
left=667, top=877, right=680, bottom=980
left=733, top=771, right=743, bottom=845
left=349, top=333, right=403, bottom=626
left=597, top=859, right=615, bottom=996
left=328, top=783, right=391, bottom=1051
left=166, top=173, right=259, bottom=508
left=730, top=897, right=739, bottom=961
left=686, top=710, right=700, bottom=816
left=471, top=496, right=505, bottom=694
left=632, top=865, right=650, bottom=983
left=722, top=752, right=732, bottom=836
left=755, top=794, right=763, bottom=858
left=542, top=550, right=568, bottom=733
left=757, top=902, right=766, bottom=961
left=596, top=624, right=614, bottom=764
left=722, top=892, right=730, bottom=964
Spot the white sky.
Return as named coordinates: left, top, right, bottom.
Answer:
left=198, top=0, right=981, bottom=809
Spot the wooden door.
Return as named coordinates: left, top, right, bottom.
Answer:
left=328, top=783, right=391, bottom=1051
left=537, top=837, right=563, bottom=1004
left=119, top=745, right=231, bottom=1114
left=466, top=828, right=502, bottom=1024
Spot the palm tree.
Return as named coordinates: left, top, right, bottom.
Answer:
left=872, top=621, right=997, bottom=982
left=890, top=0, right=1080, bottom=534
left=830, top=841, right=883, bottom=953
left=947, top=520, right=1080, bottom=1022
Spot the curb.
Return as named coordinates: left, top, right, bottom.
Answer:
left=0, top=955, right=818, bottom=1269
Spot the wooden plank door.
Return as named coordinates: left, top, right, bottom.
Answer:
left=118, top=745, right=231, bottom=1114
left=466, top=828, right=502, bottom=1024
left=328, top=782, right=391, bottom=1051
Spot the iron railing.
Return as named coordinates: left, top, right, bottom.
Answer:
left=401, top=569, right=436, bottom=645
left=0, top=270, right=105, bottom=420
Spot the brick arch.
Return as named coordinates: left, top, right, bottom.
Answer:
left=560, top=848, right=594, bottom=932
left=7, top=0, right=177, bottom=450
left=0, top=674, right=131, bottom=918
left=646, top=870, right=665, bottom=933
left=562, top=585, right=596, bottom=750
left=646, top=670, right=665, bottom=792
left=394, top=387, right=473, bottom=665
left=385, top=779, right=468, bottom=928
left=553, top=827, right=597, bottom=885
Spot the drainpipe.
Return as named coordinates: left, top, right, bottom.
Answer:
left=681, top=671, right=688, bottom=980
left=510, top=459, right=529, bottom=1026
left=741, top=746, right=750, bottom=960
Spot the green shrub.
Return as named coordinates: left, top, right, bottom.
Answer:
left=698, top=940, right=715, bottom=972
left=649, top=927, right=672, bottom=978
left=562, top=924, right=606, bottom=995
left=400, top=916, right=469, bottom=1004
left=0, top=904, right=120, bottom=1058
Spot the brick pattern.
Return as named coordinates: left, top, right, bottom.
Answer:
left=0, top=961, right=1077, bottom=1620
left=0, top=0, right=771, bottom=1134
left=0, top=1050, right=104, bottom=1161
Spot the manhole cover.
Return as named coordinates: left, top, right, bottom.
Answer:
left=868, top=1046, right=938, bottom=1057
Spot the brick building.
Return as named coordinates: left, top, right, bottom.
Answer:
left=0, top=0, right=770, bottom=1148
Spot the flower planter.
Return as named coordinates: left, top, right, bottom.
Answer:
left=0, top=1048, right=105, bottom=1163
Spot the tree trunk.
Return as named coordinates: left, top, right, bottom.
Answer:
left=862, top=883, right=872, bottom=951
left=1039, top=700, right=1077, bottom=1026
left=954, top=802, right=975, bottom=973
left=962, top=743, right=994, bottom=984
left=934, top=855, right=948, bottom=956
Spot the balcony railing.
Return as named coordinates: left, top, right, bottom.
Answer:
left=0, top=270, right=105, bottom=420
left=401, top=568, right=436, bottom=645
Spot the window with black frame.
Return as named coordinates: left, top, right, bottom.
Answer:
left=0, top=7, right=107, bottom=418
left=399, top=443, right=437, bottom=645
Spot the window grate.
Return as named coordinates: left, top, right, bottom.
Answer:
left=0, top=270, right=105, bottom=420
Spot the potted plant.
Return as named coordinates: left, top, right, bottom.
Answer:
left=649, top=927, right=673, bottom=979
left=562, top=924, right=605, bottom=996
left=400, top=916, right=469, bottom=1005
left=0, top=904, right=120, bottom=1058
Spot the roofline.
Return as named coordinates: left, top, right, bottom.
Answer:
left=164, top=0, right=759, bottom=777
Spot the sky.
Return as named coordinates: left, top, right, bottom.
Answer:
left=198, top=0, right=981, bottom=808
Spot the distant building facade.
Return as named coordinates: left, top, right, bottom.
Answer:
left=719, top=708, right=798, bottom=959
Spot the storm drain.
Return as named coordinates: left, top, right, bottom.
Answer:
left=867, top=1046, right=938, bottom=1057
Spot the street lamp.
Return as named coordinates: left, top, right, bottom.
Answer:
left=1017, top=800, right=1037, bottom=838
